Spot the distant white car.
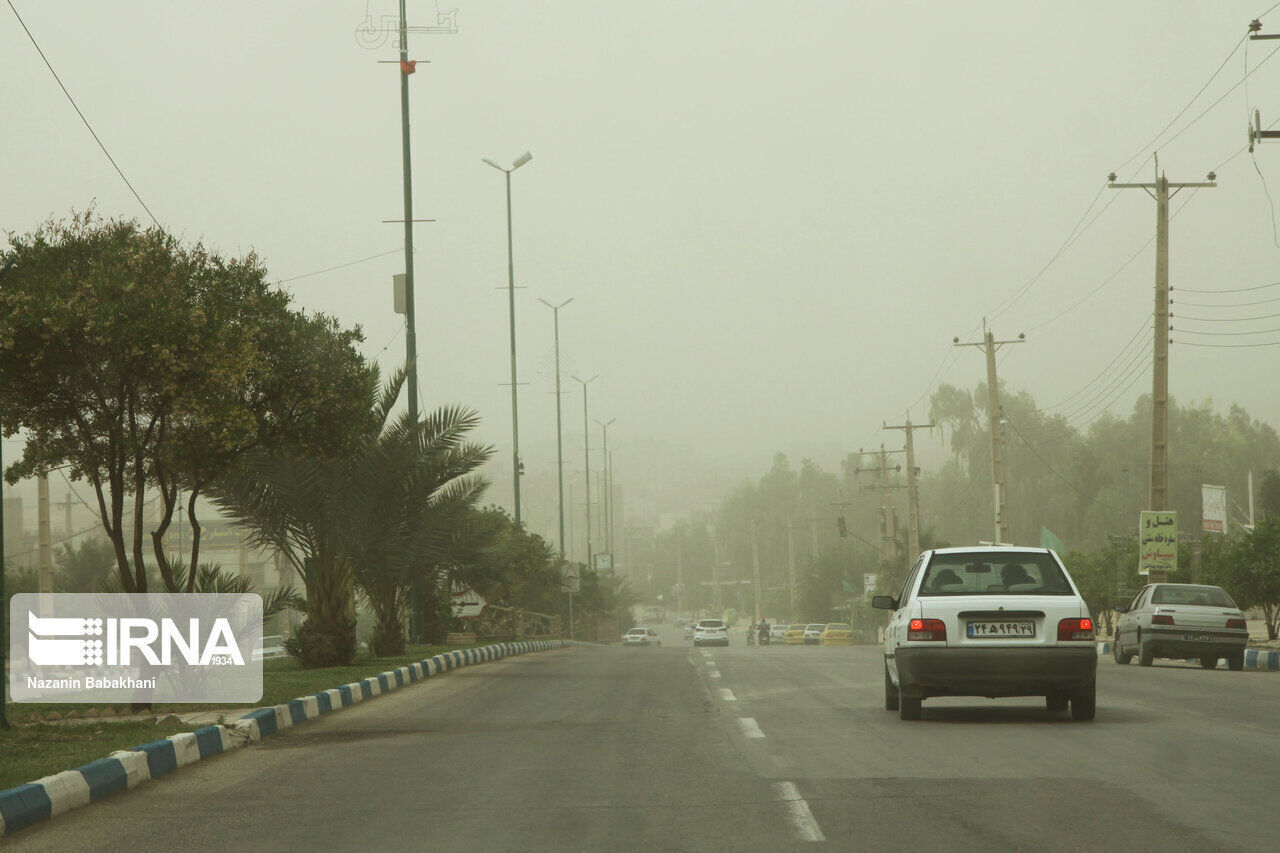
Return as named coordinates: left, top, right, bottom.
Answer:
left=874, top=546, right=1097, bottom=721
left=622, top=627, right=661, bottom=647
left=693, top=619, right=728, bottom=647
left=252, top=635, right=288, bottom=661
left=770, top=624, right=789, bottom=641
left=1113, top=583, right=1247, bottom=669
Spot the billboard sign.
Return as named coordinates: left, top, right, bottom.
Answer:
left=593, top=553, right=613, bottom=573
left=1138, top=511, right=1178, bottom=576
left=1202, top=484, right=1227, bottom=534
left=561, top=563, right=580, bottom=593
left=863, top=573, right=879, bottom=595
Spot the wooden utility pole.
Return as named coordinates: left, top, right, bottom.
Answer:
left=855, top=446, right=905, bottom=565
left=712, top=536, right=724, bottom=614
left=884, top=416, right=934, bottom=562
left=954, top=322, right=1024, bottom=544
left=750, top=521, right=762, bottom=623
left=787, top=521, right=798, bottom=622
left=1109, top=164, right=1215, bottom=576
left=37, top=474, right=53, bottom=594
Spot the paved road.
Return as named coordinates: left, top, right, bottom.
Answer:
left=10, top=629, right=1280, bottom=851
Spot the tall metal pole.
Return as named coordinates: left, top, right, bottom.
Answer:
left=573, top=376, right=598, bottom=569
left=504, top=170, right=522, bottom=526
left=608, top=447, right=618, bottom=558
left=539, top=298, right=573, bottom=557
left=397, top=0, right=418, bottom=421
left=1108, top=165, right=1215, bottom=579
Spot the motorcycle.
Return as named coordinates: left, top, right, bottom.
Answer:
left=758, top=628, right=770, bottom=646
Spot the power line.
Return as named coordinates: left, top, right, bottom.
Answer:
left=1006, top=418, right=1122, bottom=514
left=1035, top=314, right=1152, bottom=412
left=6, top=0, right=159, bottom=226
left=1173, top=337, right=1280, bottom=347
left=277, top=247, right=406, bottom=284
left=1173, top=311, right=1280, bottom=322
left=1177, top=279, right=1280, bottom=294
left=1174, top=294, right=1280, bottom=307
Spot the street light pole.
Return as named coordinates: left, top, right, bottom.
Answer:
left=538, top=297, right=573, bottom=558
left=483, top=151, right=533, bottom=526
left=572, top=375, right=598, bottom=569
left=594, top=418, right=615, bottom=556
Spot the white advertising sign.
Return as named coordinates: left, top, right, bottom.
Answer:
left=1202, top=484, right=1227, bottom=534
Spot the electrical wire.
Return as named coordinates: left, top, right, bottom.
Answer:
left=1034, top=314, right=1152, bottom=412
left=1172, top=325, right=1280, bottom=335
left=1006, top=419, right=1122, bottom=514
left=1177, top=279, right=1280, bottom=293
left=278, top=247, right=406, bottom=284
left=1174, top=294, right=1280, bottom=307
left=1173, top=311, right=1280, bottom=322
left=1173, top=337, right=1280, bottom=347
left=6, top=0, right=159, bottom=227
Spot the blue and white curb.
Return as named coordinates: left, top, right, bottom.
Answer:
left=0, top=640, right=566, bottom=836
left=1096, top=640, right=1280, bottom=670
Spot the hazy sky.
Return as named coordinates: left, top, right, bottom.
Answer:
left=6, top=1, right=1280, bottom=534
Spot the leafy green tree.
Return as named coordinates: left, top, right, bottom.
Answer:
left=1259, top=470, right=1280, bottom=519
left=1202, top=518, right=1280, bottom=640
left=54, top=538, right=116, bottom=593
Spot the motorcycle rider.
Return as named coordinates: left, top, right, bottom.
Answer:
left=757, top=619, right=769, bottom=645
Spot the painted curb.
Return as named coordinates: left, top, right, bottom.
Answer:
left=1096, top=640, right=1280, bottom=670
left=0, top=639, right=567, bottom=836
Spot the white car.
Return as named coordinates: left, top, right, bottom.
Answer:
left=769, top=624, right=789, bottom=641
left=1113, top=583, right=1247, bottom=669
left=693, top=619, right=728, bottom=647
left=622, top=627, right=661, bottom=647
left=874, top=546, right=1097, bottom=721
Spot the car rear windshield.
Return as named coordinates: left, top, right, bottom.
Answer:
left=1151, top=585, right=1237, bottom=607
left=918, top=552, right=1074, bottom=596
left=699, top=620, right=724, bottom=628
left=807, top=625, right=825, bottom=630
left=826, top=624, right=850, bottom=631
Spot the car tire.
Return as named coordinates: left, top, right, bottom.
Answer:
left=1138, top=632, right=1154, bottom=667
left=1070, top=680, right=1096, bottom=721
left=1046, top=694, right=1068, bottom=712
left=898, top=693, right=922, bottom=721
left=1113, top=638, right=1133, bottom=665
left=1199, top=656, right=1217, bottom=669
left=1228, top=651, right=1245, bottom=671
left=884, top=663, right=899, bottom=711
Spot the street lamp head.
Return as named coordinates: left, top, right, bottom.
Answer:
left=512, top=151, right=533, bottom=169
left=482, top=157, right=504, bottom=171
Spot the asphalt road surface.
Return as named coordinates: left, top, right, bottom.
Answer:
left=10, top=626, right=1280, bottom=851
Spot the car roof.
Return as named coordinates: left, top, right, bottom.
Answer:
left=1150, top=582, right=1223, bottom=588
left=926, top=546, right=1052, bottom=556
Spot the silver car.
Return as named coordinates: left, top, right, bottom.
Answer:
left=1113, top=583, right=1247, bottom=670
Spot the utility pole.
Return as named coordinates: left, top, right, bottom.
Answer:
left=787, top=520, right=798, bottom=623
left=538, top=298, right=573, bottom=558
left=954, top=322, right=1024, bottom=544
left=712, top=535, right=724, bottom=614
left=884, top=416, right=934, bottom=561
left=38, top=473, right=52, bottom=594
left=855, top=446, right=905, bottom=565
left=608, top=447, right=618, bottom=563
left=572, top=375, right=598, bottom=570
left=675, top=535, right=684, bottom=614
left=750, top=520, right=763, bottom=623
left=1109, top=163, right=1216, bottom=583
left=594, top=418, right=615, bottom=554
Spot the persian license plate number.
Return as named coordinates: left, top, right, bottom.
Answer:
left=966, top=621, right=1035, bottom=638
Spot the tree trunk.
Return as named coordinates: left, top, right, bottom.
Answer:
left=370, top=611, right=406, bottom=658
left=185, top=488, right=203, bottom=593
left=295, top=615, right=358, bottom=668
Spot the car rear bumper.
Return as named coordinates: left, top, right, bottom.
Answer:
left=1142, top=627, right=1247, bottom=658
left=821, top=637, right=854, bottom=645
left=893, top=646, right=1097, bottom=698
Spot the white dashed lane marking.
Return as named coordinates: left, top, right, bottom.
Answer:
left=719, top=688, right=736, bottom=701
left=774, top=781, right=825, bottom=842
left=738, top=717, right=765, bottom=738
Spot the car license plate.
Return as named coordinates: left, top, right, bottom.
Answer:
left=1183, top=633, right=1214, bottom=642
left=967, top=621, right=1035, bottom=638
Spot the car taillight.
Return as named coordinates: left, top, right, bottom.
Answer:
left=1152, top=614, right=1174, bottom=625
left=907, top=618, right=946, bottom=641
left=1226, top=618, right=1246, bottom=630
left=1057, top=618, right=1095, bottom=641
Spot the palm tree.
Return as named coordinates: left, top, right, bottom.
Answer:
left=211, top=368, right=492, bottom=667
left=352, top=405, right=492, bottom=656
